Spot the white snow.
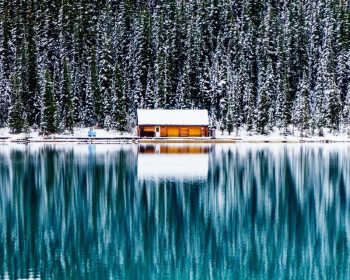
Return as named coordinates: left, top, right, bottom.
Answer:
left=56, top=128, right=135, bottom=138
left=0, top=127, right=135, bottom=142
left=218, top=80, right=226, bottom=87
left=137, top=109, right=209, bottom=126
left=214, top=126, right=350, bottom=143
left=1, top=124, right=350, bottom=143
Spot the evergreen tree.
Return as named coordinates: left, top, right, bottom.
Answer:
left=98, top=6, right=114, bottom=128
left=91, top=47, right=102, bottom=125
left=25, top=0, right=39, bottom=125
left=84, top=67, right=95, bottom=127
left=256, top=62, right=274, bottom=135
left=0, top=62, right=10, bottom=127
left=325, top=79, right=342, bottom=132
left=61, top=58, right=74, bottom=132
left=112, top=63, right=127, bottom=131
left=343, top=83, right=350, bottom=135
left=41, top=68, right=57, bottom=133
left=8, top=74, right=24, bottom=133
left=226, top=94, right=234, bottom=135
left=292, top=74, right=311, bottom=136
left=144, top=67, right=155, bottom=109
left=0, top=0, right=350, bottom=135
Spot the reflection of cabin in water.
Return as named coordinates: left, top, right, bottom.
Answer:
left=137, top=109, right=209, bottom=137
left=137, top=144, right=210, bottom=181
left=139, top=144, right=210, bottom=154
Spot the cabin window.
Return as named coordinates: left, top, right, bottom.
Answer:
left=155, top=127, right=160, bottom=132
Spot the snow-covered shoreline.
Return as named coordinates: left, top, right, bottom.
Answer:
left=1, top=127, right=350, bottom=144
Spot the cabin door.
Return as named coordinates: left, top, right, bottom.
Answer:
left=155, top=126, right=160, bottom=137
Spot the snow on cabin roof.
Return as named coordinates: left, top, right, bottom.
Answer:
left=137, top=109, right=209, bottom=126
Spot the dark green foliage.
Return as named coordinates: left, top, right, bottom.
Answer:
left=0, top=0, right=350, bottom=134
left=41, top=68, right=57, bottom=133
left=91, top=47, right=102, bottom=125
left=292, top=74, right=311, bottom=137
left=62, top=58, right=74, bottom=133
left=8, top=74, right=24, bottom=133
left=0, top=65, right=10, bottom=127
left=113, top=63, right=127, bottom=131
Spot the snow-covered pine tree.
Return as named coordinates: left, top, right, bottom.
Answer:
left=176, top=57, right=191, bottom=109
left=275, top=2, right=292, bottom=134
left=292, top=73, right=311, bottom=137
left=336, top=51, right=349, bottom=104
left=153, top=19, right=166, bottom=108
left=112, top=63, right=127, bottom=131
left=165, top=2, right=180, bottom=109
left=98, top=4, right=114, bottom=129
left=144, top=67, right=155, bottom=109
left=84, top=65, right=95, bottom=127
left=256, top=80, right=268, bottom=134
left=71, top=66, right=83, bottom=126
left=41, top=67, right=57, bottom=133
left=226, top=94, right=234, bottom=135
left=61, top=57, right=74, bottom=133
left=237, top=6, right=256, bottom=132
left=325, top=78, right=342, bottom=132
left=0, top=61, right=11, bottom=127
left=0, top=0, right=349, bottom=135
left=209, top=43, right=228, bottom=125
left=90, top=47, right=102, bottom=126
left=25, top=0, right=39, bottom=126
left=256, top=61, right=274, bottom=135
left=314, top=56, right=327, bottom=136
left=198, top=56, right=212, bottom=110
left=8, top=73, right=24, bottom=133
left=1, top=0, right=15, bottom=79
left=129, top=16, right=144, bottom=120
left=343, top=82, right=350, bottom=134
left=227, top=65, right=243, bottom=134
left=322, top=1, right=341, bottom=133
left=219, top=96, right=227, bottom=135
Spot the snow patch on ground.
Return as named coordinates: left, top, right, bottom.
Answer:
left=0, top=127, right=135, bottom=142
left=214, top=126, right=350, bottom=142
left=1, top=126, right=350, bottom=143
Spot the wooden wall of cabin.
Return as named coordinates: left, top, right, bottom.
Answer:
left=139, top=126, right=156, bottom=137
left=139, top=126, right=209, bottom=137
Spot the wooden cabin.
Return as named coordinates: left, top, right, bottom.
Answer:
left=137, top=109, right=209, bottom=137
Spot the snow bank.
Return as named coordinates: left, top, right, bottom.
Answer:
left=215, top=126, right=350, bottom=143
left=0, top=127, right=135, bottom=142
left=1, top=125, right=350, bottom=143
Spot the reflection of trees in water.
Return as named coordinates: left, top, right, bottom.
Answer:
left=0, top=144, right=349, bottom=279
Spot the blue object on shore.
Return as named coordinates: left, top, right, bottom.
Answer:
left=88, top=130, right=96, bottom=137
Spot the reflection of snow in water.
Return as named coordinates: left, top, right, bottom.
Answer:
left=137, top=154, right=209, bottom=180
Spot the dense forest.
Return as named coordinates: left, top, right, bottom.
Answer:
left=0, top=0, right=350, bottom=135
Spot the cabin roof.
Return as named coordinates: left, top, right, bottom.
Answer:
left=137, top=109, right=209, bottom=126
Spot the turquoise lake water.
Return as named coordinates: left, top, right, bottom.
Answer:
left=0, top=144, right=349, bottom=279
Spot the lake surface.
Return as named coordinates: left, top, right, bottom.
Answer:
left=0, top=143, right=350, bottom=279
